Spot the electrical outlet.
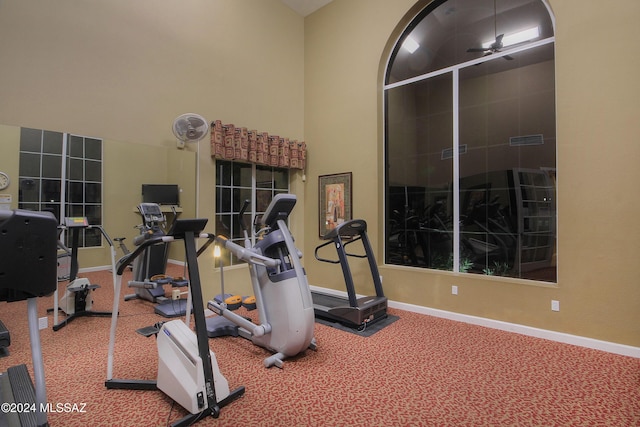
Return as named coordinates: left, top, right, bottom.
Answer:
left=551, top=300, right=560, bottom=311
left=38, top=317, right=48, bottom=330
left=452, top=285, right=458, bottom=295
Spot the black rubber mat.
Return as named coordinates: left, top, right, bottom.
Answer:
left=315, top=314, right=399, bottom=337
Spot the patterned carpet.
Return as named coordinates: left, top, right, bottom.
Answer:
left=1, top=266, right=639, bottom=426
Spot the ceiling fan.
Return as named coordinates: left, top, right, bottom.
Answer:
left=466, top=0, right=513, bottom=61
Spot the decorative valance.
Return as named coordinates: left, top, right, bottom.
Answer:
left=211, top=120, right=306, bottom=170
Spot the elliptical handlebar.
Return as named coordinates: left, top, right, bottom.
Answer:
left=211, top=234, right=280, bottom=269
left=115, top=235, right=171, bottom=275
left=132, top=229, right=155, bottom=246
left=193, top=231, right=281, bottom=270
left=57, top=222, right=116, bottom=249
left=238, top=199, right=250, bottom=233
left=91, top=225, right=115, bottom=248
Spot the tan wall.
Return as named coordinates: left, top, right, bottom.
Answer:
left=0, top=0, right=305, bottom=301
left=0, top=126, right=196, bottom=268
left=303, top=0, right=640, bottom=346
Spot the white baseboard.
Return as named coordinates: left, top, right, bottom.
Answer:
left=77, top=265, right=111, bottom=273
left=76, top=273, right=638, bottom=358
left=309, top=285, right=640, bottom=358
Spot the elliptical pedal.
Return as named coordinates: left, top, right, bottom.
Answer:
left=136, top=322, right=165, bottom=338
left=242, top=296, right=257, bottom=311
left=213, top=294, right=242, bottom=311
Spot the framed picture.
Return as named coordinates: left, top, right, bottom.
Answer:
left=318, top=172, right=352, bottom=238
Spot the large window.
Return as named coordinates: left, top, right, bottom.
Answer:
left=18, top=128, right=103, bottom=248
left=215, top=160, right=289, bottom=266
left=385, top=0, right=556, bottom=282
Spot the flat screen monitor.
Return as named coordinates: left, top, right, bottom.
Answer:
left=141, top=184, right=180, bottom=206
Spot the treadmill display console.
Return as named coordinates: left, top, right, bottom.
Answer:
left=65, top=217, right=89, bottom=228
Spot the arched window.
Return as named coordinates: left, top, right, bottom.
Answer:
left=384, top=0, right=556, bottom=282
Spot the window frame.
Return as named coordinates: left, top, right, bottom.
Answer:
left=383, top=0, right=556, bottom=282
left=18, top=128, right=104, bottom=248
left=214, top=160, right=290, bottom=266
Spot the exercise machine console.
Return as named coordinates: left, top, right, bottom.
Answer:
left=0, top=209, right=58, bottom=427
left=312, top=219, right=388, bottom=328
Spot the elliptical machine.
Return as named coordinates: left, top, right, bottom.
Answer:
left=123, top=203, right=189, bottom=318
left=206, top=194, right=316, bottom=368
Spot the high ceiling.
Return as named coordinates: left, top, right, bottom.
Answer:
left=280, top=0, right=333, bottom=17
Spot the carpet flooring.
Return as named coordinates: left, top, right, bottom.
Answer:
left=1, top=266, right=639, bottom=426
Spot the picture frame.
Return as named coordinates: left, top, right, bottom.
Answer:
left=318, top=172, right=352, bottom=238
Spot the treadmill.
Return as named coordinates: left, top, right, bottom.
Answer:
left=312, top=219, right=387, bottom=328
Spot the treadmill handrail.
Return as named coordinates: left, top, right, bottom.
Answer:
left=314, top=235, right=368, bottom=264
left=212, top=234, right=280, bottom=269
left=314, top=240, right=340, bottom=264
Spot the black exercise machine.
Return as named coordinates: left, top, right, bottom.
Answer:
left=123, top=203, right=190, bottom=318
left=106, top=218, right=244, bottom=426
left=0, top=209, right=58, bottom=427
left=50, top=217, right=114, bottom=331
left=312, top=219, right=388, bottom=329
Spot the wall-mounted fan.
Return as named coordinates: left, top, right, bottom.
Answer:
left=172, top=113, right=209, bottom=148
left=466, top=0, right=513, bottom=61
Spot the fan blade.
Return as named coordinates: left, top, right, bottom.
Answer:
left=503, top=54, right=514, bottom=60
left=187, top=116, right=205, bottom=128
left=467, top=47, right=489, bottom=53
left=174, top=121, right=189, bottom=136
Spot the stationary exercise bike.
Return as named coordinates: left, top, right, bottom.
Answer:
left=106, top=217, right=244, bottom=426
left=206, top=193, right=316, bottom=368
left=50, top=216, right=116, bottom=331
